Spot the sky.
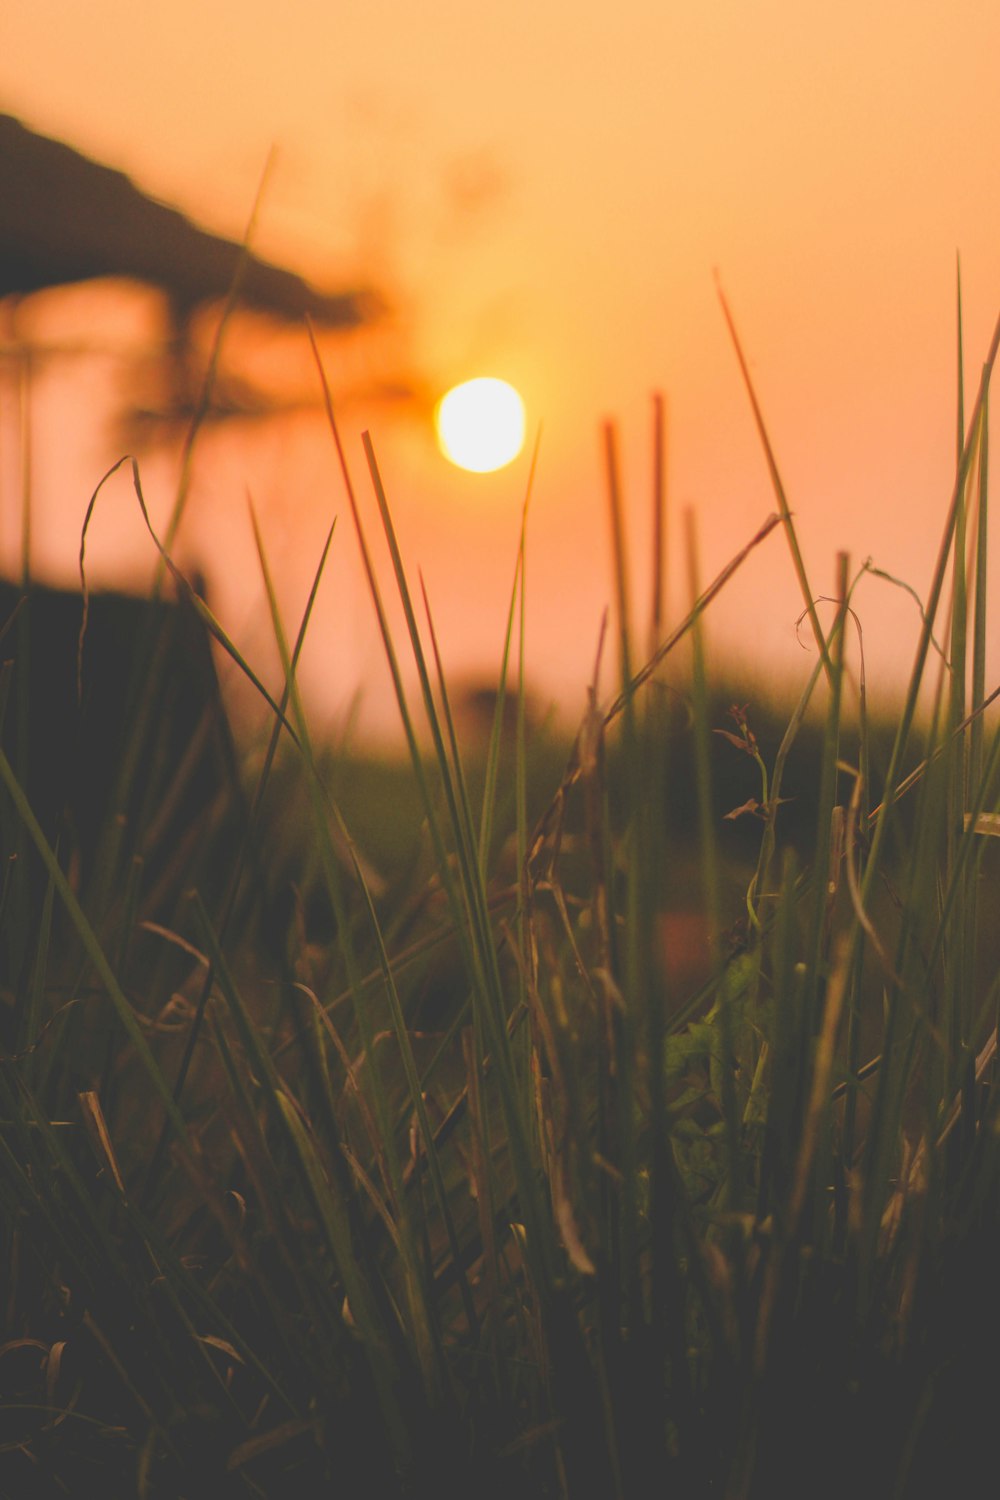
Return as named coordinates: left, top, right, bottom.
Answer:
left=2, top=0, right=1000, bottom=740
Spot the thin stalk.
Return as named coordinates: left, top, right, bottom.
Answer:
left=478, top=430, right=539, bottom=876
left=650, top=392, right=668, bottom=655
left=602, top=421, right=641, bottom=1341
left=684, top=507, right=736, bottom=1189
left=802, top=554, right=850, bottom=1018
left=715, top=276, right=832, bottom=681
left=156, top=150, right=276, bottom=575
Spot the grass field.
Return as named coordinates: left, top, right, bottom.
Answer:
left=2, top=292, right=1000, bottom=1498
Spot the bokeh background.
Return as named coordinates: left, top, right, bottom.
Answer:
left=2, top=0, right=1000, bottom=739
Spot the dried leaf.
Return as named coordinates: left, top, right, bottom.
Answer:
left=723, top=798, right=764, bottom=821
left=552, top=1162, right=595, bottom=1276
left=198, top=1334, right=245, bottom=1365
left=714, top=729, right=753, bottom=754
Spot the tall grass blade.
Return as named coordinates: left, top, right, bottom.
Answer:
left=650, top=392, right=667, bottom=653
left=478, top=430, right=539, bottom=876
left=158, top=149, right=277, bottom=569
left=715, top=275, right=831, bottom=678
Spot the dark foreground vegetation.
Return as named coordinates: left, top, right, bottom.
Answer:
left=3, top=302, right=1000, bottom=1499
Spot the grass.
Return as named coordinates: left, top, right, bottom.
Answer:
left=2, top=283, right=1000, bottom=1498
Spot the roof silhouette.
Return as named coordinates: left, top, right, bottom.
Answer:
left=0, top=112, right=368, bottom=327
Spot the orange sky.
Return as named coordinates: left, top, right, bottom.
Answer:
left=2, top=1, right=1000, bottom=739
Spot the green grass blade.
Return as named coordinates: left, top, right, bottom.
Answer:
left=478, top=430, right=539, bottom=876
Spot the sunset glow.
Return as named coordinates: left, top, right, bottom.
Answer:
left=435, top=378, right=526, bottom=472
left=2, top=1, right=1000, bottom=736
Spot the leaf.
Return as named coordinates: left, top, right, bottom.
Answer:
left=665, top=1022, right=716, bottom=1083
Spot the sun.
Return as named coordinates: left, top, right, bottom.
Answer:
left=435, top=378, right=526, bottom=473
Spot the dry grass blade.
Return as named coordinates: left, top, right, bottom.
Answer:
left=715, top=274, right=832, bottom=679
left=526, top=511, right=781, bottom=876
left=160, top=148, right=277, bottom=562
left=77, top=1089, right=126, bottom=1196
left=603, top=510, right=781, bottom=724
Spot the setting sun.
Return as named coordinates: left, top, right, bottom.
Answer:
left=434, top=377, right=526, bottom=473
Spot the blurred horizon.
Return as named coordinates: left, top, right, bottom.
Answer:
left=2, top=1, right=1000, bottom=741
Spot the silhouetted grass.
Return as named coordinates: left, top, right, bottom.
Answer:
left=2, top=285, right=1000, bottom=1499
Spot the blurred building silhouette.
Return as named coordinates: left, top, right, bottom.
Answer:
left=0, top=575, right=246, bottom=1004
left=0, top=110, right=373, bottom=358
left=0, top=109, right=391, bottom=448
